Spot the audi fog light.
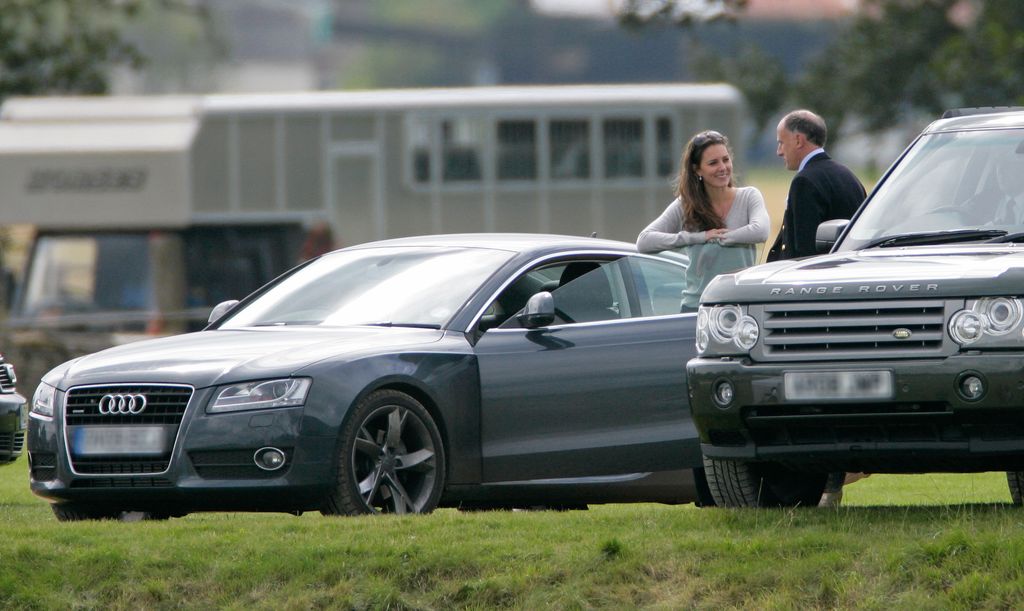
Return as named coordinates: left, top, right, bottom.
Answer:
left=254, top=447, right=287, bottom=471
left=208, top=378, right=312, bottom=414
left=950, top=310, right=984, bottom=345
left=31, top=382, right=56, bottom=419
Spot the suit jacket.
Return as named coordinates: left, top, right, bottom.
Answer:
left=767, top=152, right=866, bottom=261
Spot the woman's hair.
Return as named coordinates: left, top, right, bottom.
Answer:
left=676, top=130, right=734, bottom=232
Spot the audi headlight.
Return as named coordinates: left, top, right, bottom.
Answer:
left=950, top=297, right=1024, bottom=347
left=208, top=378, right=312, bottom=414
left=697, top=304, right=759, bottom=356
left=31, top=382, right=57, bottom=419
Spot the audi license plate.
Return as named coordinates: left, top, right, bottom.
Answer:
left=72, top=426, right=168, bottom=456
left=783, top=370, right=893, bottom=401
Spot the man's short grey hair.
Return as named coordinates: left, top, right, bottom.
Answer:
left=782, top=110, right=827, bottom=147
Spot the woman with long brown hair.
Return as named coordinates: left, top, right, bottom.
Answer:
left=637, top=130, right=770, bottom=311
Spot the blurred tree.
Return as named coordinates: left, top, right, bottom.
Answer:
left=338, top=0, right=515, bottom=89
left=618, top=0, right=749, bottom=26
left=799, top=0, right=1024, bottom=133
left=689, top=42, right=787, bottom=149
left=0, top=0, right=211, bottom=102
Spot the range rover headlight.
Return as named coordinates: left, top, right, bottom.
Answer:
left=949, top=297, right=1024, bottom=347
left=31, top=382, right=56, bottom=419
left=208, top=378, right=312, bottom=414
left=697, top=304, right=759, bottom=356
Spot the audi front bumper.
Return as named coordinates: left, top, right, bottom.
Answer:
left=27, top=385, right=336, bottom=514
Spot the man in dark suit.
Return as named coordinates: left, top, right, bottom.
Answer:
left=766, top=110, right=866, bottom=261
left=768, top=110, right=868, bottom=506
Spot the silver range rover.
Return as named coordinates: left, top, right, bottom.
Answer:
left=687, top=107, right=1024, bottom=507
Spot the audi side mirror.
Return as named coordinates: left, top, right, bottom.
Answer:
left=208, top=300, right=240, bottom=325
left=517, top=292, right=555, bottom=329
left=816, top=219, right=850, bottom=253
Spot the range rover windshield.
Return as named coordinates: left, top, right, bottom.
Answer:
left=841, top=128, right=1024, bottom=251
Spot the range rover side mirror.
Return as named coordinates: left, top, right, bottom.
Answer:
left=208, top=300, right=240, bottom=325
left=816, top=219, right=850, bottom=253
left=517, top=292, right=555, bottom=329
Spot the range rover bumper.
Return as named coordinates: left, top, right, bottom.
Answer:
left=0, top=392, right=28, bottom=465
left=687, top=353, right=1024, bottom=473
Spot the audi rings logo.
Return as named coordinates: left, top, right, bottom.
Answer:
left=98, top=393, right=148, bottom=415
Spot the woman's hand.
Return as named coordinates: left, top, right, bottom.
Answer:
left=704, top=228, right=728, bottom=243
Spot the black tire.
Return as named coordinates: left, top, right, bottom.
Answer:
left=693, top=467, right=716, bottom=507
left=703, top=456, right=827, bottom=508
left=321, top=390, right=445, bottom=516
left=1008, top=472, right=1024, bottom=505
left=51, top=504, right=122, bottom=522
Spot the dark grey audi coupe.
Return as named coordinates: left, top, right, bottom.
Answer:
left=27, top=234, right=705, bottom=520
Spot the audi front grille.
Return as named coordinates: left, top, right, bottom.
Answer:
left=64, top=384, right=193, bottom=475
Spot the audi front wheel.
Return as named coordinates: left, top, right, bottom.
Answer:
left=322, top=390, right=445, bottom=516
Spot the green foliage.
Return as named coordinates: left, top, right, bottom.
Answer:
left=618, top=0, right=750, bottom=27
left=689, top=42, right=787, bottom=148
left=371, top=0, right=512, bottom=32
left=809, top=0, right=1024, bottom=133
left=0, top=0, right=143, bottom=99
left=0, top=0, right=211, bottom=102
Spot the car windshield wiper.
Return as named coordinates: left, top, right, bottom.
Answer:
left=985, top=231, right=1024, bottom=243
left=862, top=229, right=1007, bottom=249
left=251, top=321, right=320, bottom=327
left=362, top=322, right=442, bottom=329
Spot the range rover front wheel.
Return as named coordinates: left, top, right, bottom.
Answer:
left=703, top=456, right=827, bottom=508
left=1007, top=472, right=1024, bottom=505
left=322, top=390, right=446, bottom=516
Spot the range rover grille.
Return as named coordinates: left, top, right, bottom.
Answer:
left=751, top=299, right=958, bottom=361
left=64, top=384, right=192, bottom=475
left=0, top=431, right=25, bottom=462
left=0, top=361, right=15, bottom=393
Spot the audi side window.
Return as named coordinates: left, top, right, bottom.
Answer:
left=492, top=258, right=628, bottom=329
left=629, top=256, right=688, bottom=317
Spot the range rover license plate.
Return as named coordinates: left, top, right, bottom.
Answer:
left=783, top=370, right=893, bottom=401
left=72, top=426, right=168, bottom=456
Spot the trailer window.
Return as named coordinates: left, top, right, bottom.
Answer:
left=550, top=119, right=590, bottom=180
left=497, top=120, right=537, bottom=180
left=657, top=117, right=675, bottom=177
left=604, top=118, right=644, bottom=179
left=21, top=234, right=151, bottom=316
left=442, top=117, right=484, bottom=182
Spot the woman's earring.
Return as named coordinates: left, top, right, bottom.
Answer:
left=699, top=175, right=704, bottom=182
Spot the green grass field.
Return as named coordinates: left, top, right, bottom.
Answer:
left=3, top=458, right=1022, bottom=610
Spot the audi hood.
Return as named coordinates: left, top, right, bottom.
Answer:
left=700, top=244, right=1024, bottom=304
left=42, top=327, right=445, bottom=390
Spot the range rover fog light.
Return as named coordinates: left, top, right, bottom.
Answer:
left=254, top=447, right=287, bottom=471
left=713, top=380, right=735, bottom=407
left=956, top=374, right=986, bottom=402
